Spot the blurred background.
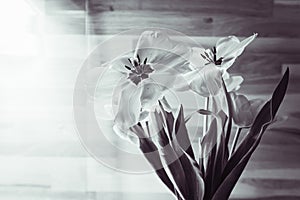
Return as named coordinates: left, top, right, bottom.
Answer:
left=0, top=0, right=300, bottom=199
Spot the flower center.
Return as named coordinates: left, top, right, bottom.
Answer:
left=124, top=54, right=154, bottom=85
left=201, top=47, right=223, bottom=66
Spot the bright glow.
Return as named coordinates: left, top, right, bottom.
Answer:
left=0, top=0, right=40, bottom=56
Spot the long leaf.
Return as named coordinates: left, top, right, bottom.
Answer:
left=171, top=107, right=205, bottom=200
left=130, top=124, right=180, bottom=198
left=174, top=105, right=196, bottom=160
left=154, top=110, right=189, bottom=199
left=171, top=136, right=205, bottom=200
left=221, top=81, right=232, bottom=169
left=158, top=101, right=175, bottom=139
left=221, top=79, right=233, bottom=149
left=211, top=68, right=289, bottom=199
left=211, top=123, right=269, bottom=200
left=211, top=107, right=267, bottom=200
left=201, top=110, right=227, bottom=199
left=159, top=102, right=196, bottom=160
left=177, top=149, right=205, bottom=200
left=223, top=68, right=289, bottom=178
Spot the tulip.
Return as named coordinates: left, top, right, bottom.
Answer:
left=101, top=30, right=190, bottom=143
left=179, top=34, right=257, bottom=97
left=229, top=92, right=264, bottom=127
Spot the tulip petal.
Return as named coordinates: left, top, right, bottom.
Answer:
left=114, top=84, right=142, bottom=136
left=149, top=70, right=178, bottom=91
left=224, top=74, right=244, bottom=92
left=216, top=36, right=240, bottom=59
left=204, top=65, right=223, bottom=96
left=135, top=30, right=190, bottom=61
left=183, top=68, right=210, bottom=96
left=139, top=82, right=164, bottom=110
left=109, top=54, right=135, bottom=74
left=216, top=34, right=257, bottom=70
left=189, top=47, right=207, bottom=70
left=113, top=124, right=139, bottom=144
left=229, top=92, right=264, bottom=127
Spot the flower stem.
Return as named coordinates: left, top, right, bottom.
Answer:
left=203, top=97, right=210, bottom=134
left=230, top=127, right=242, bottom=156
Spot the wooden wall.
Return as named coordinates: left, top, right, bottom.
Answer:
left=41, top=0, right=300, bottom=78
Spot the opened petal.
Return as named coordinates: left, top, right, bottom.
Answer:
left=140, top=82, right=164, bottom=110
left=202, top=64, right=223, bottom=96
left=114, top=84, right=142, bottom=132
left=181, top=68, right=210, bottom=96
left=179, top=64, right=222, bottom=97
left=134, top=31, right=191, bottom=73
left=224, top=74, right=244, bottom=92
left=189, top=47, right=207, bottom=70
left=108, top=53, right=135, bottom=74
left=135, top=30, right=190, bottom=60
left=216, top=34, right=257, bottom=69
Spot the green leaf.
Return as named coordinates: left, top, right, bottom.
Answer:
left=211, top=68, right=289, bottom=200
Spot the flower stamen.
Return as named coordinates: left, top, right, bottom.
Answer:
left=124, top=54, right=154, bottom=85
left=201, top=46, right=223, bottom=66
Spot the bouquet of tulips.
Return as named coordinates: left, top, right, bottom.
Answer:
left=97, top=30, right=289, bottom=200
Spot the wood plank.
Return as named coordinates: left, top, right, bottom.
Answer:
left=4, top=35, right=300, bottom=79
left=88, top=0, right=273, bottom=17
left=275, top=0, right=300, bottom=6
left=0, top=157, right=299, bottom=199
left=229, top=52, right=300, bottom=77
left=45, top=0, right=86, bottom=12
left=192, top=37, right=300, bottom=55
left=31, top=0, right=300, bottom=38
left=87, top=10, right=300, bottom=37
left=39, top=35, right=300, bottom=56
left=43, top=13, right=86, bottom=34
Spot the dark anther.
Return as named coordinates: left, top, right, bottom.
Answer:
left=137, top=54, right=140, bottom=63
left=124, top=65, right=131, bottom=70
left=212, top=47, right=216, bottom=54
left=133, top=59, right=139, bottom=67
left=215, top=58, right=223, bottom=65
left=128, top=58, right=132, bottom=64
left=213, top=47, right=217, bottom=63
left=201, top=54, right=206, bottom=60
left=137, top=122, right=142, bottom=128
left=204, top=51, right=210, bottom=59
left=125, top=55, right=153, bottom=85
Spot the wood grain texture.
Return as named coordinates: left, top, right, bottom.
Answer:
left=45, top=0, right=86, bottom=12
left=88, top=0, right=273, bottom=17
left=40, top=0, right=300, bottom=38
left=229, top=53, right=300, bottom=76
left=87, top=10, right=300, bottom=37
left=2, top=1, right=300, bottom=199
